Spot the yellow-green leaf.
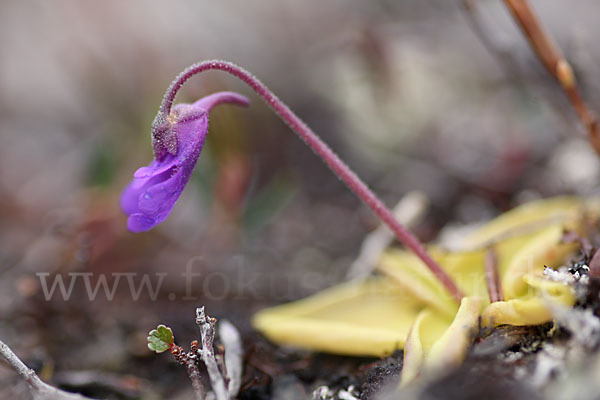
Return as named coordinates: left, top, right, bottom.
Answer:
left=252, top=278, right=424, bottom=357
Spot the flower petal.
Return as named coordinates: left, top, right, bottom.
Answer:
left=137, top=168, right=183, bottom=214
left=134, top=157, right=177, bottom=178
left=127, top=213, right=159, bottom=233
left=120, top=165, right=178, bottom=216
left=120, top=177, right=151, bottom=215
left=120, top=114, right=208, bottom=231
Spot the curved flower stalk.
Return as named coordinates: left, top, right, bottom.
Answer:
left=253, top=196, right=600, bottom=383
left=122, top=60, right=463, bottom=301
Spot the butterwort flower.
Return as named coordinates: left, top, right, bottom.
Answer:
left=121, top=91, right=249, bottom=232
left=120, top=60, right=461, bottom=303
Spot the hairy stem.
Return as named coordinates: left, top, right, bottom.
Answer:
left=156, top=60, right=463, bottom=302
left=503, top=0, right=600, bottom=154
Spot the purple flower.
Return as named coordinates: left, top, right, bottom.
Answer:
left=121, top=91, right=249, bottom=232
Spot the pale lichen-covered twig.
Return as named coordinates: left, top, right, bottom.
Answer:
left=346, top=191, right=429, bottom=280
left=503, top=0, right=600, bottom=154
left=196, top=307, right=228, bottom=400
left=0, top=339, right=91, bottom=400
left=218, top=320, right=243, bottom=396
left=186, top=354, right=206, bottom=400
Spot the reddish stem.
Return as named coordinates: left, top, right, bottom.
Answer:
left=589, top=248, right=600, bottom=278
left=155, top=60, right=463, bottom=303
left=485, top=248, right=503, bottom=303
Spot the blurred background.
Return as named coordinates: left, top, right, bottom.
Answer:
left=1, top=0, right=600, bottom=398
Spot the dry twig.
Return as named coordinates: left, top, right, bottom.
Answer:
left=186, top=354, right=206, bottom=400
left=219, top=320, right=243, bottom=396
left=503, top=0, right=600, bottom=153
left=196, top=307, right=228, bottom=400
left=0, top=339, right=91, bottom=400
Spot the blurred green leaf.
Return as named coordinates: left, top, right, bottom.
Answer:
left=86, top=143, right=117, bottom=187
left=191, top=146, right=217, bottom=203
left=243, top=173, right=297, bottom=232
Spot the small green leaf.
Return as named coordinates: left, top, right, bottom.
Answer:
left=147, top=325, right=174, bottom=353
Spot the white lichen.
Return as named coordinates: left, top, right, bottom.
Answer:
left=552, top=306, right=600, bottom=348
left=531, top=344, right=567, bottom=388
left=312, top=384, right=359, bottom=400
left=543, top=266, right=575, bottom=285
